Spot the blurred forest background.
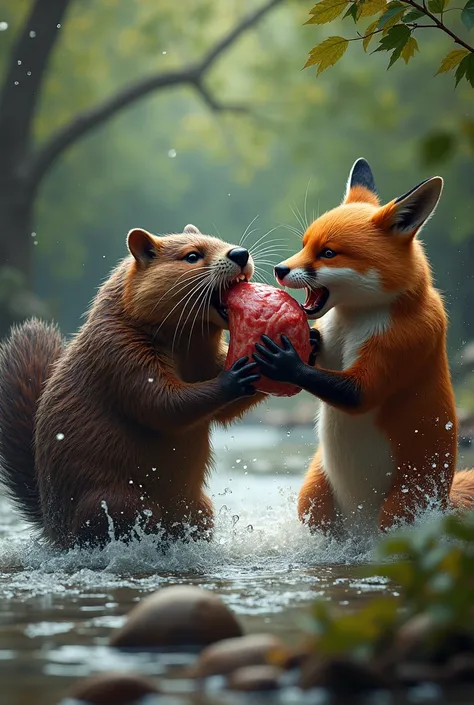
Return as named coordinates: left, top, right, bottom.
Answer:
left=0, top=0, right=473, bottom=421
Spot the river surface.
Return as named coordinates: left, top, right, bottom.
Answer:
left=0, top=423, right=473, bottom=705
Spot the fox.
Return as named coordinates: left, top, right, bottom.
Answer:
left=253, top=158, right=474, bottom=534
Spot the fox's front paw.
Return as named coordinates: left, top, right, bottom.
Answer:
left=253, top=335, right=305, bottom=385
left=309, top=328, right=321, bottom=366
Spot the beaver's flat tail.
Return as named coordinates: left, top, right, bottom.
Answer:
left=0, top=319, right=64, bottom=526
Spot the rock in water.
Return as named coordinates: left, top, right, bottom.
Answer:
left=62, top=672, right=159, bottom=704
left=110, top=585, right=242, bottom=650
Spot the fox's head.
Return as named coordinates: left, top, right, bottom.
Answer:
left=275, top=159, right=443, bottom=319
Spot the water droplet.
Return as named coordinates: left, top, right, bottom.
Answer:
left=56, top=23, right=61, bottom=28
left=56, top=433, right=64, bottom=441
left=26, top=71, right=31, bottom=76
left=236, top=458, right=241, bottom=464
left=168, top=148, right=177, bottom=158
left=29, top=30, right=36, bottom=38
left=357, top=504, right=363, bottom=510
left=432, top=463, right=437, bottom=468
left=33, top=241, right=38, bottom=246
left=31, top=232, right=36, bottom=237
left=246, top=524, right=253, bottom=533
left=287, top=430, right=291, bottom=437
left=14, top=81, right=19, bottom=86
left=414, top=429, right=419, bottom=433
left=162, top=50, right=167, bottom=55
left=444, top=463, right=449, bottom=468
left=445, top=421, right=453, bottom=430
left=0, top=22, right=8, bottom=31
left=243, top=465, right=247, bottom=470
left=252, top=458, right=257, bottom=462
left=148, top=377, right=154, bottom=383
left=17, top=60, right=21, bottom=65
left=152, top=467, right=157, bottom=472
left=232, top=515, right=239, bottom=526
left=129, top=479, right=134, bottom=484
left=401, top=488, right=409, bottom=493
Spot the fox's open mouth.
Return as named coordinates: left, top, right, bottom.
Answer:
left=212, top=273, right=248, bottom=321
left=302, top=286, right=329, bottom=316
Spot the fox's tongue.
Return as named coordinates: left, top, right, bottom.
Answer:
left=304, top=288, right=327, bottom=309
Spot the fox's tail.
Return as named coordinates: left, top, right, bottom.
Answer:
left=450, top=468, right=474, bottom=510
left=0, top=319, right=64, bottom=526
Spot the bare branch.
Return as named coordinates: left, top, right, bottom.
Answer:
left=0, top=0, right=72, bottom=177
left=193, top=80, right=248, bottom=114
left=26, top=0, right=284, bottom=191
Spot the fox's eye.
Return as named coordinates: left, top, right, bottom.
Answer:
left=184, top=251, right=203, bottom=264
left=320, top=248, right=336, bottom=259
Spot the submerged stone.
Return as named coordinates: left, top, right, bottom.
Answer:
left=110, top=585, right=242, bottom=650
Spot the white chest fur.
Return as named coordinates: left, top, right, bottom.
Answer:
left=316, top=307, right=395, bottom=525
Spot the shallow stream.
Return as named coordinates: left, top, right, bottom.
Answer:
left=1, top=424, right=472, bottom=705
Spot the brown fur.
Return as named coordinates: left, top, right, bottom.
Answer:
left=0, top=227, right=264, bottom=548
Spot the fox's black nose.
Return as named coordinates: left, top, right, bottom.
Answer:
left=275, top=265, right=290, bottom=280
left=227, top=247, right=249, bottom=268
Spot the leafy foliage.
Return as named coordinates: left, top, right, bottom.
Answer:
left=305, top=0, right=474, bottom=88
left=306, top=513, right=474, bottom=662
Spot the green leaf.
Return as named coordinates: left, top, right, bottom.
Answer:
left=306, top=0, right=349, bottom=24
left=343, top=3, right=360, bottom=22
left=363, top=19, right=379, bottom=51
left=455, top=53, right=472, bottom=85
left=359, top=0, right=387, bottom=18
left=305, top=36, right=349, bottom=74
left=436, top=48, right=470, bottom=74
left=465, top=52, right=474, bottom=86
left=377, top=2, right=406, bottom=29
left=428, top=0, right=446, bottom=13
left=374, top=23, right=411, bottom=67
left=401, top=35, right=419, bottom=63
left=420, top=131, right=456, bottom=165
left=403, top=9, right=425, bottom=21
left=461, top=0, right=474, bottom=30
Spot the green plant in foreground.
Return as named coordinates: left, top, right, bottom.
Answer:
left=309, top=512, right=474, bottom=661
left=305, top=0, right=474, bottom=88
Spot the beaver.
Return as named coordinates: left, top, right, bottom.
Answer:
left=0, top=224, right=265, bottom=548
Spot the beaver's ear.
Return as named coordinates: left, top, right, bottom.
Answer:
left=183, top=224, right=201, bottom=234
left=127, top=228, right=161, bottom=265
left=343, top=158, right=379, bottom=206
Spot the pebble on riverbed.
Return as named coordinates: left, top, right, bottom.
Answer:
left=227, top=664, right=283, bottom=691
left=61, top=672, right=159, bottom=704
left=194, top=633, right=286, bottom=677
left=109, top=585, right=242, bottom=650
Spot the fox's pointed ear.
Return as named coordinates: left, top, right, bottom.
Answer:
left=343, top=158, right=379, bottom=206
left=127, top=228, right=161, bottom=265
left=373, top=177, right=443, bottom=238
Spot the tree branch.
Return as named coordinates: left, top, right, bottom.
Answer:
left=404, top=0, right=474, bottom=53
left=0, top=0, right=72, bottom=178
left=26, top=0, right=284, bottom=191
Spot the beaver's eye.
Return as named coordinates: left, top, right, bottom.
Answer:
left=320, top=248, right=337, bottom=259
left=184, top=251, right=203, bottom=264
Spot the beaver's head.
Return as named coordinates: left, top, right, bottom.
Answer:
left=124, top=224, right=254, bottom=332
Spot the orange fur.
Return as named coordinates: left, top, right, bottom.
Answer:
left=277, top=160, right=474, bottom=533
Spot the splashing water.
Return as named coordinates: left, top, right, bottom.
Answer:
left=0, top=424, right=458, bottom=704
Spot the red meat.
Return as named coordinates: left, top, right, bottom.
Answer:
left=224, top=282, right=310, bottom=397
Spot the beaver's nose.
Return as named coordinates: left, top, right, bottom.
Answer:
left=274, top=265, right=290, bottom=281
left=227, top=247, right=249, bottom=268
